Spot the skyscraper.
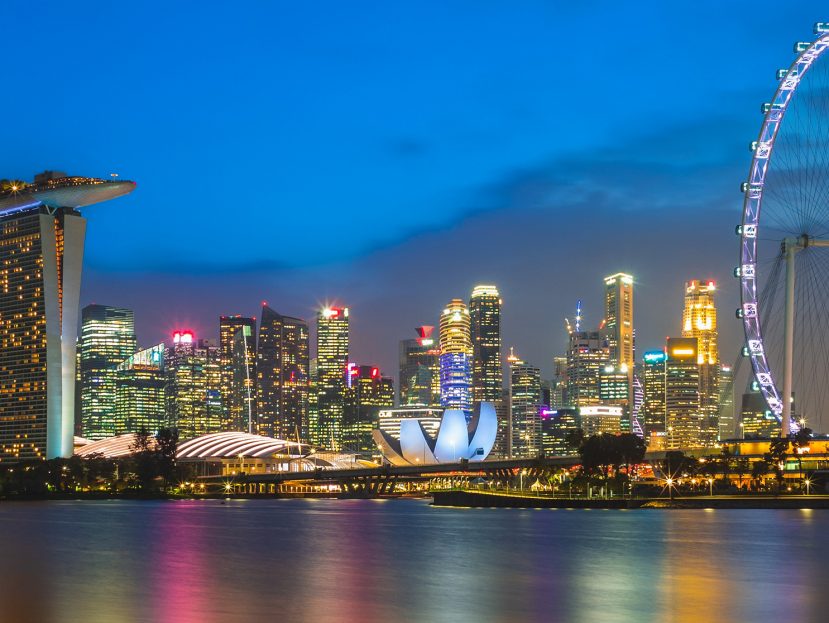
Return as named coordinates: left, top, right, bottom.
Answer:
left=642, top=349, right=667, bottom=441
left=508, top=349, right=541, bottom=458
left=398, top=326, right=441, bottom=407
left=0, top=172, right=135, bottom=460
left=313, top=306, right=349, bottom=449
left=665, top=337, right=701, bottom=449
left=219, top=315, right=257, bottom=432
left=682, top=279, right=720, bottom=446
left=718, top=364, right=735, bottom=440
left=469, top=285, right=503, bottom=404
left=439, top=299, right=473, bottom=411
left=257, top=305, right=310, bottom=441
left=165, top=331, right=223, bottom=440
left=564, top=331, right=608, bottom=407
left=115, top=343, right=166, bottom=434
left=343, top=364, right=393, bottom=455
left=604, top=272, right=634, bottom=432
left=79, top=305, right=137, bottom=440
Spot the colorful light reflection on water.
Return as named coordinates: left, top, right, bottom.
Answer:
left=1, top=500, right=828, bottom=623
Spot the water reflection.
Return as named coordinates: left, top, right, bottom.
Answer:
left=1, top=500, right=828, bottom=623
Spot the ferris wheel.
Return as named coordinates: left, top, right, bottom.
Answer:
left=738, top=22, right=829, bottom=436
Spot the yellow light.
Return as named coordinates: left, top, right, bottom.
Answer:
left=671, top=348, right=695, bottom=356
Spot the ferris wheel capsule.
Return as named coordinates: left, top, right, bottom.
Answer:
left=814, top=22, right=829, bottom=34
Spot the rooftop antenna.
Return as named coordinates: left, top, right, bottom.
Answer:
left=575, top=300, right=582, bottom=333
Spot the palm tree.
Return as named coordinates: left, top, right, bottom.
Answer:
left=791, top=427, right=813, bottom=489
left=751, top=459, right=769, bottom=491
left=734, top=458, right=750, bottom=492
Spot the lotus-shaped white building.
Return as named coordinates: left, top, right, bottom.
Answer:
left=372, top=402, right=497, bottom=466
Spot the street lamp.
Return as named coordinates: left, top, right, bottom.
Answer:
left=804, top=478, right=812, bottom=495
left=520, top=469, right=527, bottom=492
left=666, top=477, right=674, bottom=501
left=707, top=477, right=714, bottom=497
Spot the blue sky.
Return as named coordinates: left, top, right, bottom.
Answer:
left=2, top=1, right=826, bottom=378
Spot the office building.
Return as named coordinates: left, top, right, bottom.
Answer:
left=580, top=405, right=623, bottom=436
left=740, top=390, right=779, bottom=438
left=439, top=299, right=472, bottom=411
left=219, top=315, right=257, bottom=432
left=166, top=331, right=222, bottom=440
left=718, top=364, right=735, bottom=440
left=564, top=331, right=609, bottom=407
left=343, top=364, right=393, bottom=455
left=0, top=172, right=135, bottom=460
left=257, top=305, right=310, bottom=440
left=665, top=337, right=701, bottom=449
left=79, top=305, right=137, bottom=440
left=469, top=285, right=503, bottom=404
left=642, top=349, right=667, bottom=439
left=682, top=279, right=720, bottom=446
left=540, top=407, right=580, bottom=457
left=508, top=349, right=541, bottom=458
left=398, top=326, right=441, bottom=407
left=115, top=344, right=166, bottom=434
left=313, top=306, right=349, bottom=449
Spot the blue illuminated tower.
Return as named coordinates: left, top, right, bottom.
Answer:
left=439, top=299, right=472, bottom=411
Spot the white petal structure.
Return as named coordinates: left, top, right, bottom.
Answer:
left=372, top=402, right=497, bottom=466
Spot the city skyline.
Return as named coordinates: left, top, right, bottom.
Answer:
left=2, top=3, right=826, bottom=384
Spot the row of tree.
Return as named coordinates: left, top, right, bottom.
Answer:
left=0, top=428, right=181, bottom=498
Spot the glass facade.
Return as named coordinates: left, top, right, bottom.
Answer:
left=256, top=305, right=309, bottom=441
left=509, top=352, right=541, bottom=458
left=682, top=279, right=720, bottom=445
left=439, top=299, right=472, bottom=411
left=79, top=304, right=137, bottom=440
left=665, top=337, right=701, bottom=448
left=469, top=285, right=503, bottom=404
left=343, top=364, right=393, bottom=455
left=313, top=307, right=349, bottom=449
left=115, top=343, right=166, bottom=434
left=219, top=316, right=257, bottom=432
left=398, top=326, right=440, bottom=407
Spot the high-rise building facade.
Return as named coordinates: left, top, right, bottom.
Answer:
left=0, top=172, right=134, bottom=460
left=665, top=337, right=701, bottom=449
left=313, top=307, right=349, bottom=449
left=564, top=331, right=608, bottom=407
left=343, top=364, right=393, bottom=455
left=398, top=326, right=441, bottom=407
left=115, top=343, right=166, bottom=434
left=257, top=305, right=310, bottom=440
left=79, top=305, right=138, bottom=440
left=469, top=285, right=503, bottom=404
left=604, top=273, right=634, bottom=372
left=718, top=364, right=735, bottom=440
left=642, top=350, right=667, bottom=440
left=740, top=390, right=778, bottom=438
left=539, top=407, right=580, bottom=457
left=219, top=315, right=257, bottom=432
left=166, top=331, right=222, bottom=440
left=439, top=299, right=472, bottom=411
left=682, top=279, right=720, bottom=446
left=509, top=350, right=541, bottom=458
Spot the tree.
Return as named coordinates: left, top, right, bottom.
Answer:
left=751, top=459, right=769, bottom=490
left=155, top=428, right=179, bottom=492
left=734, top=458, right=750, bottom=491
left=129, top=428, right=158, bottom=493
left=565, top=428, right=585, bottom=454
left=580, top=434, right=620, bottom=495
left=791, top=427, right=812, bottom=488
left=765, top=437, right=790, bottom=494
left=719, top=445, right=734, bottom=483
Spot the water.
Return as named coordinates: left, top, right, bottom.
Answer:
left=1, top=499, right=828, bottom=623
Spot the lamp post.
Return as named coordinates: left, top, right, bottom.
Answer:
left=707, top=477, right=714, bottom=497
left=666, top=477, right=674, bottom=501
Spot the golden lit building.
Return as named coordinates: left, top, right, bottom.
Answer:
left=439, top=298, right=472, bottom=410
left=681, top=279, right=719, bottom=445
left=219, top=316, right=257, bottom=432
left=604, top=273, right=634, bottom=430
left=665, top=337, right=701, bottom=449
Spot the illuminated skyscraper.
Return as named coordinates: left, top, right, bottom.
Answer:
left=257, top=305, right=309, bottom=440
left=439, top=298, right=472, bottom=411
left=343, top=364, right=393, bottom=455
left=642, top=350, right=667, bottom=440
left=604, top=273, right=634, bottom=372
left=0, top=172, right=135, bottom=460
left=398, top=326, right=441, bottom=407
left=313, top=306, right=349, bottom=449
left=469, top=285, right=503, bottom=404
left=718, top=364, right=735, bottom=440
left=665, top=337, right=701, bottom=449
left=115, top=344, right=166, bottom=434
left=740, top=390, right=778, bottom=438
left=79, top=305, right=137, bottom=440
left=564, top=331, right=608, bottom=407
left=508, top=349, right=541, bottom=458
left=166, top=331, right=222, bottom=440
left=682, top=279, right=719, bottom=446
left=219, top=315, right=257, bottom=432
left=604, top=273, right=634, bottom=430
